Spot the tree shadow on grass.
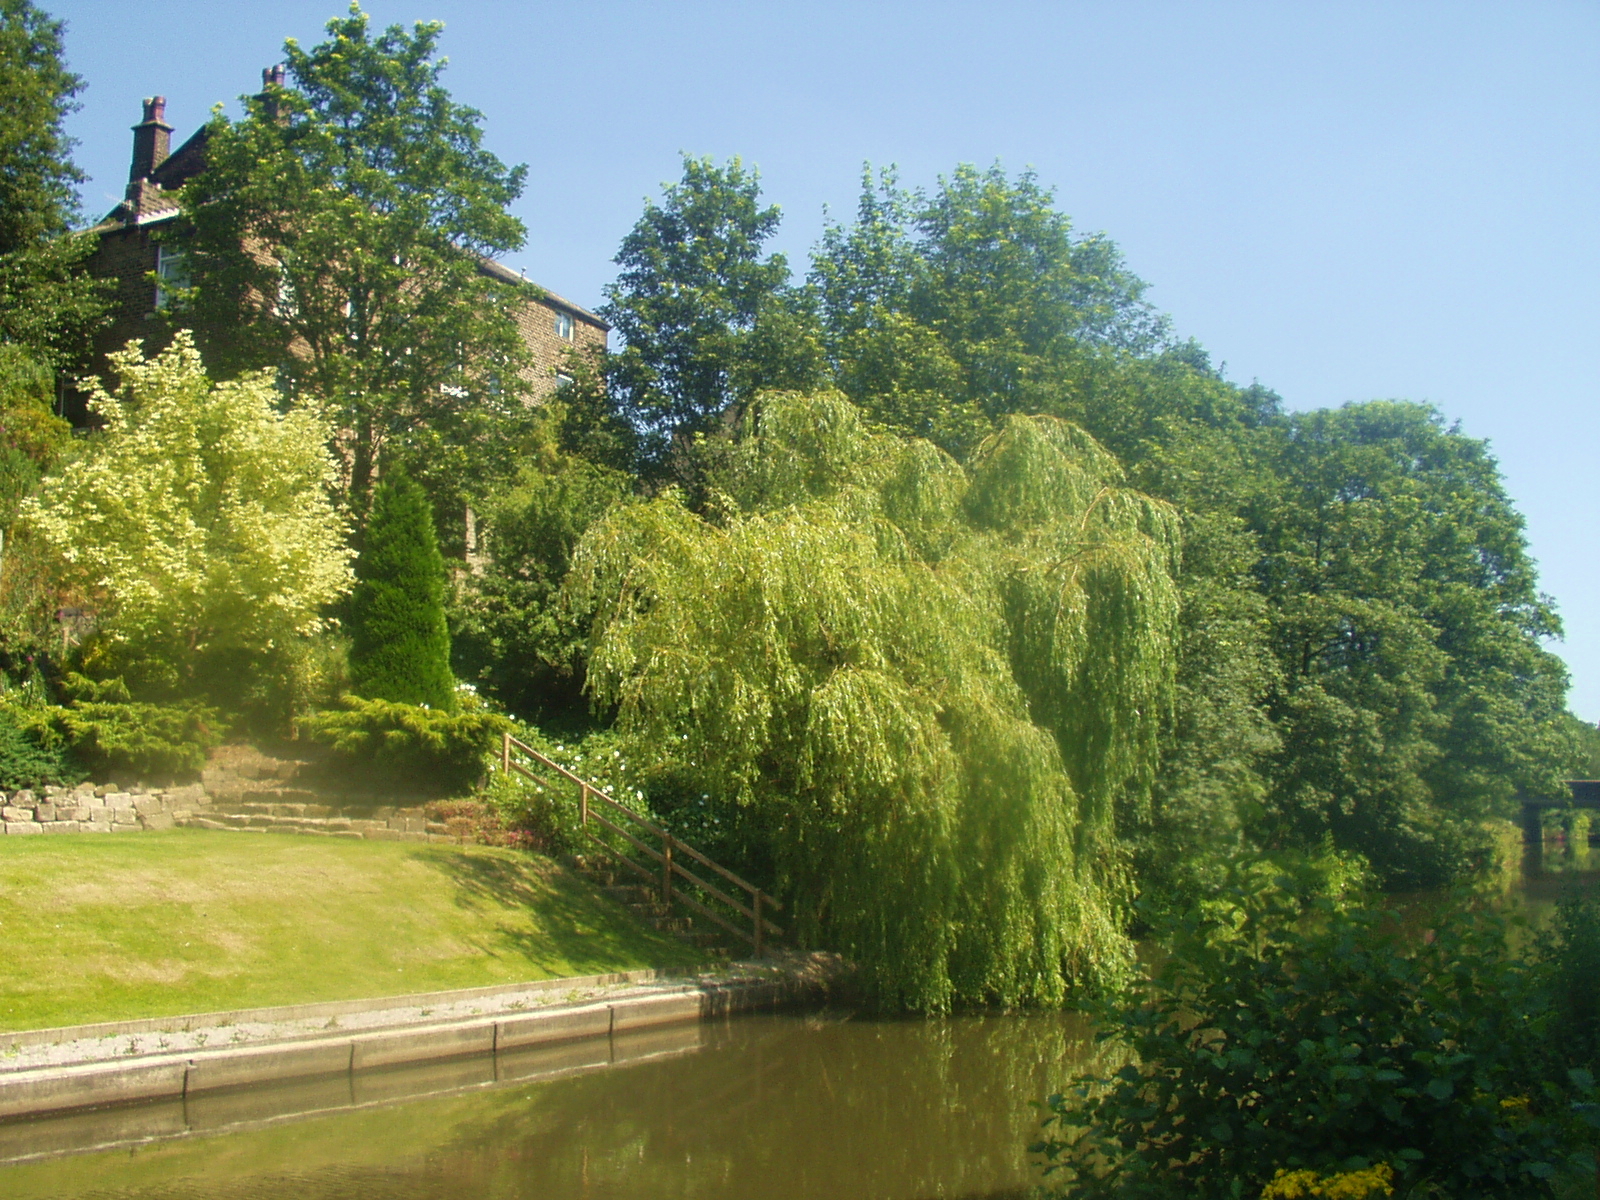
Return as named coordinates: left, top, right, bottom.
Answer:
left=408, top=847, right=700, bottom=975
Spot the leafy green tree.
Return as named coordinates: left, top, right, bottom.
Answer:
left=1562, top=714, right=1600, bottom=779
left=451, top=445, right=631, bottom=727
left=24, top=333, right=352, bottom=722
left=1247, top=402, right=1571, bottom=886
left=810, top=164, right=1169, bottom=459
left=0, top=0, right=106, bottom=366
left=348, top=472, right=455, bottom=711
left=568, top=392, right=1179, bottom=1009
left=601, top=155, right=824, bottom=481
left=175, top=3, right=533, bottom=517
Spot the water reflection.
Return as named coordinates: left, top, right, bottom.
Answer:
left=0, top=1009, right=1103, bottom=1200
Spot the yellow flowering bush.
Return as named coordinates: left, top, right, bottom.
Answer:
left=24, top=333, right=351, bottom=721
left=1260, top=1163, right=1393, bottom=1199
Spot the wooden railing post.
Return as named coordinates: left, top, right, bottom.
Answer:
left=579, top=784, right=589, bottom=828
left=501, top=731, right=511, bottom=774
left=754, top=892, right=763, bottom=957
left=662, top=834, right=674, bottom=905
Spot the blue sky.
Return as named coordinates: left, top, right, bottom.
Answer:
left=51, top=0, right=1600, bottom=716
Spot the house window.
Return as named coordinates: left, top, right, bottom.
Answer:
left=155, top=245, right=189, bottom=310
left=554, top=371, right=574, bottom=388
left=272, top=265, right=299, bottom=319
left=553, top=311, right=575, bottom=341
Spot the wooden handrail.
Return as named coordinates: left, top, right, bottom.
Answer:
left=505, top=735, right=779, bottom=910
left=500, top=733, right=781, bottom=953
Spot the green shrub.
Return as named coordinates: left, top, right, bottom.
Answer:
left=301, top=695, right=510, bottom=796
left=348, top=474, right=455, bottom=711
left=1034, top=883, right=1592, bottom=1198
left=478, top=769, right=583, bottom=855
left=4, top=681, right=224, bottom=783
left=0, top=704, right=81, bottom=789
left=451, top=456, right=632, bottom=725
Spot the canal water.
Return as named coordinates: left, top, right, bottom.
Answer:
left=3, top=846, right=1593, bottom=1200
left=0, top=1008, right=1107, bottom=1200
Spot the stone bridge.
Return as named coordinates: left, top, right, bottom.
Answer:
left=1520, top=781, right=1600, bottom=843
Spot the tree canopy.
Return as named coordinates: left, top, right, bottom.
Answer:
left=0, top=0, right=105, bottom=366
left=600, top=155, right=824, bottom=484
left=175, top=3, right=534, bottom=519
left=24, top=334, right=351, bottom=718
left=568, top=391, right=1179, bottom=1008
left=563, top=159, right=1579, bottom=914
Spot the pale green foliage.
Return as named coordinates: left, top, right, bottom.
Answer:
left=24, top=334, right=351, bottom=691
left=569, top=391, right=1179, bottom=1008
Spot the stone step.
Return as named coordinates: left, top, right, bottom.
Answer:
left=239, top=789, right=322, bottom=807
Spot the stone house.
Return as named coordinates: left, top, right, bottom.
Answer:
left=74, top=72, right=608, bottom=423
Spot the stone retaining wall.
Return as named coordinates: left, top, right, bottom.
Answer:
left=0, top=783, right=202, bottom=837
left=0, top=744, right=464, bottom=842
left=0, top=969, right=816, bottom=1122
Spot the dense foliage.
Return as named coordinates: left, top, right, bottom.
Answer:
left=451, top=448, right=632, bottom=727
left=174, top=4, right=534, bottom=520
left=0, top=0, right=105, bottom=367
left=580, top=157, right=1578, bottom=902
left=1034, top=881, right=1598, bottom=1198
left=301, top=695, right=509, bottom=796
left=348, top=473, right=455, bottom=711
left=24, top=335, right=351, bottom=727
left=569, top=390, right=1179, bottom=1008
left=600, top=155, right=823, bottom=485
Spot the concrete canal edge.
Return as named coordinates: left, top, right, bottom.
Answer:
left=0, top=968, right=829, bottom=1123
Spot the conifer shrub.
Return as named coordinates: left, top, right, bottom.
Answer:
left=348, top=474, right=456, bottom=711
left=0, top=703, right=80, bottom=789
left=3, top=676, right=223, bottom=783
left=301, top=695, right=510, bottom=796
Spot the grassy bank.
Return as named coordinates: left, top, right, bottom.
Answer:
left=0, top=829, right=703, bottom=1032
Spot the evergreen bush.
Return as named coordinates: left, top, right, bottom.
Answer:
left=0, top=703, right=80, bottom=789
left=4, top=677, right=223, bottom=783
left=348, top=474, right=456, bottom=711
left=301, top=695, right=509, bottom=796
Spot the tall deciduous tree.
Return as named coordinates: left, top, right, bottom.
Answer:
left=1247, top=401, right=1572, bottom=886
left=0, top=0, right=106, bottom=366
left=810, top=164, right=1169, bottom=459
left=176, top=4, right=533, bottom=518
left=600, top=155, right=823, bottom=482
left=348, top=473, right=455, bottom=711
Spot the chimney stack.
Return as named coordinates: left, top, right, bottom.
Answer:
left=257, top=64, right=287, bottom=121
left=128, top=96, right=173, bottom=182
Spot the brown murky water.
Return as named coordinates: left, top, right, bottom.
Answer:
left=0, top=1007, right=1105, bottom=1200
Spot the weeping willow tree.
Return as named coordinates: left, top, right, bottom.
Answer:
left=566, top=392, right=1179, bottom=1009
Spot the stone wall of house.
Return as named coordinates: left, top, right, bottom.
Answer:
left=512, top=293, right=608, bottom=398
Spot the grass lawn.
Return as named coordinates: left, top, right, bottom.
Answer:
left=0, top=829, right=704, bottom=1033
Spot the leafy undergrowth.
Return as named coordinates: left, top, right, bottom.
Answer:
left=0, top=829, right=704, bottom=1032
